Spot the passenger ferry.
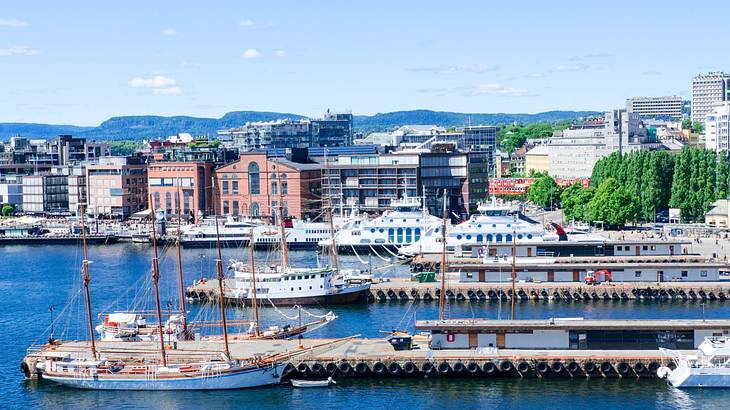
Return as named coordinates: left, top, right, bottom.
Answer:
left=399, top=197, right=605, bottom=258
left=320, top=194, right=442, bottom=255
left=659, top=336, right=730, bottom=388
left=180, top=217, right=253, bottom=247
left=223, top=263, right=371, bottom=306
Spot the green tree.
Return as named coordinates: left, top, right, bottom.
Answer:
left=588, top=178, right=639, bottom=227
left=560, top=182, right=593, bottom=222
left=692, top=121, right=704, bottom=134
left=527, top=174, right=562, bottom=209
left=1, top=204, right=14, bottom=217
left=682, top=118, right=692, bottom=130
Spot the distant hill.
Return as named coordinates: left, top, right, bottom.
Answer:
left=353, top=110, right=601, bottom=132
left=0, top=109, right=598, bottom=140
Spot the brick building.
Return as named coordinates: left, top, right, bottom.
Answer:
left=86, top=156, right=147, bottom=218
left=147, top=161, right=215, bottom=221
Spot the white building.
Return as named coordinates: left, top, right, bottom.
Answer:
left=626, top=95, right=682, bottom=119
left=691, top=72, right=730, bottom=123
left=704, top=102, right=730, bottom=153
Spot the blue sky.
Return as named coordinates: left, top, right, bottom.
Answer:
left=1, top=1, right=728, bottom=125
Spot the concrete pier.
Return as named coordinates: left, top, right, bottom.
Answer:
left=32, top=338, right=677, bottom=379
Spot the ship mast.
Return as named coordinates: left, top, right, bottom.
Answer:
left=439, top=189, right=447, bottom=321
left=326, top=199, right=339, bottom=273
left=212, top=177, right=231, bottom=358
left=275, top=163, right=289, bottom=269
left=148, top=198, right=167, bottom=366
left=175, top=178, right=188, bottom=335
left=249, top=226, right=260, bottom=336
left=79, top=203, right=97, bottom=360
left=511, top=229, right=516, bottom=320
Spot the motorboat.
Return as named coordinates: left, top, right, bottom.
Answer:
left=291, top=377, right=336, bottom=388
left=658, top=336, right=730, bottom=387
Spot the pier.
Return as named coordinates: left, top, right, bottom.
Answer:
left=185, top=277, right=730, bottom=304
left=30, top=338, right=677, bottom=380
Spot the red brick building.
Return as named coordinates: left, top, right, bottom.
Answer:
left=214, top=153, right=322, bottom=221
left=147, top=161, right=215, bottom=221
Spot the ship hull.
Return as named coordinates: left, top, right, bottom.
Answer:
left=224, top=285, right=371, bottom=306
left=43, top=363, right=287, bottom=390
left=668, top=367, right=730, bottom=388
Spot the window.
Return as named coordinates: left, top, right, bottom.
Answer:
left=635, top=271, right=641, bottom=278
left=415, top=228, right=421, bottom=241
left=223, top=201, right=230, bottom=215
left=250, top=202, right=260, bottom=216
left=271, top=181, right=278, bottom=195
left=248, top=162, right=260, bottom=194
left=183, top=191, right=190, bottom=216
left=406, top=228, right=412, bottom=243
left=388, top=228, right=395, bottom=243
left=496, top=233, right=503, bottom=242
left=232, top=181, right=239, bottom=194
left=233, top=200, right=239, bottom=216
left=506, top=234, right=512, bottom=242
left=153, top=192, right=161, bottom=210
left=642, top=245, right=648, bottom=251
left=222, top=181, right=229, bottom=195
left=282, top=182, right=288, bottom=195
left=397, top=228, right=403, bottom=243
left=165, top=192, right=172, bottom=214
left=174, top=192, right=180, bottom=214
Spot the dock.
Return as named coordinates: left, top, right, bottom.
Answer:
left=185, top=277, right=730, bottom=304
left=32, top=338, right=677, bottom=379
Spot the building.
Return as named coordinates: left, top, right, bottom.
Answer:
left=626, top=96, right=682, bottom=119
left=354, top=125, right=447, bottom=149
left=51, top=164, right=87, bottom=215
left=86, top=156, right=147, bottom=218
left=214, top=151, right=322, bottom=221
left=705, top=199, right=729, bottom=227
left=548, top=110, right=646, bottom=179
left=417, top=319, right=730, bottom=350
left=524, top=145, right=549, bottom=175
left=148, top=161, right=215, bottom=221
left=691, top=72, right=730, bottom=123
left=0, top=175, right=23, bottom=209
left=21, top=174, right=69, bottom=213
left=704, top=102, right=730, bottom=154
left=218, top=110, right=353, bottom=152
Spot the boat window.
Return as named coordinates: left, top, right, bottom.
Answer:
left=406, top=228, right=412, bottom=242
left=477, top=224, right=482, bottom=228
left=415, top=228, right=421, bottom=241
left=397, top=228, right=403, bottom=243
left=507, top=224, right=511, bottom=228
left=388, top=228, right=395, bottom=242
left=371, top=228, right=376, bottom=233
left=320, top=274, right=326, bottom=278
left=375, top=239, right=386, bottom=244
left=297, top=276, right=302, bottom=280
left=527, top=234, right=533, bottom=239
left=487, top=234, right=493, bottom=242
left=496, top=233, right=503, bottom=242
left=517, top=234, right=523, bottom=239
left=466, top=235, right=471, bottom=240
left=456, top=235, right=462, bottom=240
left=379, top=228, right=384, bottom=233
left=360, top=239, right=371, bottom=244
left=506, top=234, right=512, bottom=242
left=477, top=234, right=483, bottom=242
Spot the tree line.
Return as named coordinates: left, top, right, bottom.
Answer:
left=526, top=147, right=729, bottom=226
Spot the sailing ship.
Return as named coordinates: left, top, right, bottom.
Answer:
left=21, top=193, right=293, bottom=390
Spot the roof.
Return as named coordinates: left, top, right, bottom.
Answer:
left=416, top=318, right=730, bottom=332
left=706, top=199, right=729, bottom=217
left=275, top=158, right=322, bottom=171
left=266, top=145, right=378, bottom=158
left=525, top=145, right=549, bottom=156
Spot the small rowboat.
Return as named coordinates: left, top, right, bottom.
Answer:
left=291, top=377, right=336, bottom=388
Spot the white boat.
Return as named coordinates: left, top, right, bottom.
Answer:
left=398, top=197, right=605, bottom=258
left=95, top=313, right=186, bottom=342
left=291, top=377, right=336, bottom=388
left=659, top=336, right=730, bottom=388
left=320, top=194, right=441, bottom=254
left=180, top=217, right=254, bottom=247
left=225, top=264, right=371, bottom=306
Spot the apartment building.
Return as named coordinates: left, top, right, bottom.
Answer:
left=148, top=161, right=214, bottom=221
left=626, top=96, right=682, bottom=119
left=705, top=102, right=730, bottom=154
left=21, top=174, right=69, bottom=213
left=86, top=156, right=147, bottom=218
left=691, top=72, right=730, bottom=123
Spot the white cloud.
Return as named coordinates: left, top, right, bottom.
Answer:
left=0, top=19, right=28, bottom=27
left=241, top=49, right=262, bottom=59
left=0, top=45, right=40, bottom=56
left=273, top=50, right=286, bottom=57
left=128, top=75, right=177, bottom=88
left=409, top=63, right=500, bottom=74
left=554, top=63, right=589, bottom=72
left=162, top=28, right=177, bottom=36
left=153, top=86, right=182, bottom=95
left=239, top=19, right=255, bottom=27
left=469, top=83, right=530, bottom=97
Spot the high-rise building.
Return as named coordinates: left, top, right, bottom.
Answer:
left=705, top=102, right=730, bottom=154
left=691, top=72, right=730, bottom=123
left=626, top=96, right=682, bottom=119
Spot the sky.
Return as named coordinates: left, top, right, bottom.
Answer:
left=1, top=0, right=729, bottom=126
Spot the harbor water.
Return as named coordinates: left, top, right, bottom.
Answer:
left=5, top=243, right=730, bottom=409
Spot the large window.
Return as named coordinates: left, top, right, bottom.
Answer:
left=248, top=162, right=260, bottom=194
left=250, top=202, right=260, bottom=216
left=154, top=192, right=161, bottom=210
left=232, top=181, right=239, bottom=194
left=165, top=192, right=172, bottom=214
left=222, top=181, right=229, bottom=195
left=183, top=191, right=190, bottom=215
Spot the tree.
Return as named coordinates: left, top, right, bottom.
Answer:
left=527, top=174, right=562, bottom=209
left=1, top=204, right=14, bottom=218
left=682, top=118, right=692, bottom=130
left=588, top=178, right=639, bottom=227
left=560, top=182, right=593, bottom=222
left=692, top=121, right=704, bottom=134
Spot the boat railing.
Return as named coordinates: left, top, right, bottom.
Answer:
left=26, top=345, right=46, bottom=355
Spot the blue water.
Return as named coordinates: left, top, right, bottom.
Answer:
left=4, top=243, right=730, bottom=409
